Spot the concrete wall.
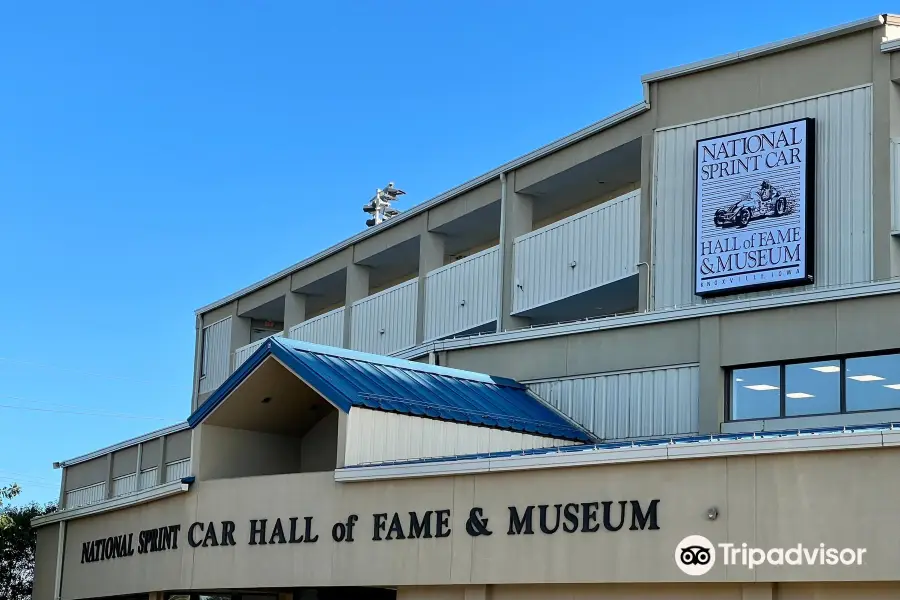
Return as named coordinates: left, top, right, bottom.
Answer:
left=64, top=457, right=107, bottom=491
left=651, top=29, right=876, bottom=129
left=141, top=438, right=161, bottom=470
left=32, top=523, right=59, bottom=600
left=165, top=430, right=191, bottom=463
left=112, top=446, right=139, bottom=478
left=300, top=411, right=339, bottom=473
left=196, top=425, right=304, bottom=480
left=399, top=583, right=900, bottom=600
left=49, top=446, right=900, bottom=599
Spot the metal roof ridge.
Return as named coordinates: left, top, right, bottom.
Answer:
left=642, top=14, right=889, bottom=83
left=273, top=337, right=523, bottom=388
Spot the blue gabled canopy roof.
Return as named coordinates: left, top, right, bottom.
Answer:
left=188, top=337, right=593, bottom=443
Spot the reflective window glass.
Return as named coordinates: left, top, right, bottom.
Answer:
left=846, top=353, right=900, bottom=412
left=784, top=360, right=841, bottom=416
left=731, top=366, right=781, bottom=420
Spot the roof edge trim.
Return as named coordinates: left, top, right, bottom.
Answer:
left=195, top=101, right=650, bottom=316
left=58, top=422, right=189, bottom=468
left=642, top=14, right=888, bottom=83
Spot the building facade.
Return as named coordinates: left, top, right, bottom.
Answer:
left=32, top=14, right=900, bottom=600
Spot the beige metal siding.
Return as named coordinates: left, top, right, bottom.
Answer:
left=424, top=246, right=500, bottom=341
left=111, top=473, right=137, bottom=498
left=164, top=458, right=191, bottom=482
left=199, top=317, right=232, bottom=394
left=232, top=332, right=282, bottom=372
left=892, top=137, right=900, bottom=233
left=652, top=85, right=873, bottom=310
left=512, top=191, right=641, bottom=314
left=350, top=279, right=418, bottom=355
left=343, top=407, right=575, bottom=466
left=138, top=467, right=158, bottom=490
left=64, top=481, right=106, bottom=509
left=288, top=307, right=345, bottom=348
left=527, top=365, right=700, bottom=440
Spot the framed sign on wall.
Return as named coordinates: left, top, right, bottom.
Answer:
left=694, top=118, right=815, bottom=297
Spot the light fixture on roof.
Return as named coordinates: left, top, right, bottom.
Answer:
left=848, top=375, right=885, bottom=382
left=363, top=182, right=405, bottom=227
left=786, top=392, right=815, bottom=399
left=744, top=384, right=779, bottom=391
left=811, top=365, right=841, bottom=373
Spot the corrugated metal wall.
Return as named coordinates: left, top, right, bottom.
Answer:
left=111, top=473, right=137, bottom=498
left=424, top=246, right=499, bottom=341
left=232, top=332, right=282, bottom=372
left=64, top=481, right=106, bottom=509
left=652, top=85, right=873, bottom=310
left=199, top=317, right=232, bottom=394
left=527, top=365, right=699, bottom=440
left=512, top=191, right=641, bottom=314
left=350, top=279, right=418, bottom=355
left=343, top=407, right=575, bottom=466
left=138, top=467, right=158, bottom=490
left=288, top=307, right=345, bottom=348
left=165, top=458, right=190, bottom=483
left=892, top=137, right=900, bottom=233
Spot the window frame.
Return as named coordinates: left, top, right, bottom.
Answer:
left=726, top=349, right=900, bottom=422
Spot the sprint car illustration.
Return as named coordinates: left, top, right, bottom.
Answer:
left=713, top=180, right=797, bottom=228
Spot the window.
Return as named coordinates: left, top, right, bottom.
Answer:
left=731, top=366, right=780, bottom=420
left=729, top=351, right=900, bottom=421
left=846, top=354, right=900, bottom=412
left=784, top=360, right=840, bottom=417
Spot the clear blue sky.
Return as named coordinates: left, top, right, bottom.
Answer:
left=0, top=1, right=889, bottom=504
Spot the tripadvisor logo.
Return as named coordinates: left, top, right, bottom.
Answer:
left=674, top=535, right=867, bottom=576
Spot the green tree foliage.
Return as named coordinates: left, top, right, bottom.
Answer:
left=0, top=484, right=57, bottom=600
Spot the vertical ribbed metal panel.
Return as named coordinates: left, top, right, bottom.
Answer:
left=652, top=86, right=873, bottom=310
left=232, top=332, right=282, bottom=372
left=350, top=279, right=418, bottom=355
left=424, top=246, right=499, bottom=341
left=165, top=459, right=191, bottom=482
left=288, top=307, right=345, bottom=348
left=199, top=317, right=232, bottom=394
left=892, top=138, right=900, bottom=232
left=111, top=473, right=137, bottom=498
left=64, top=481, right=106, bottom=509
left=343, top=408, right=574, bottom=466
left=138, top=467, right=158, bottom=490
left=528, top=365, right=699, bottom=441
left=512, top=191, right=640, bottom=314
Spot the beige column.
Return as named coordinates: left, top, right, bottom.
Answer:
left=417, top=228, right=445, bottom=343
left=698, top=315, right=724, bottom=434
left=104, top=453, right=113, bottom=499
left=873, top=27, right=894, bottom=282
left=284, top=291, right=307, bottom=335
left=156, top=435, right=167, bottom=485
left=498, top=170, right=533, bottom=332
left=638, top=132, right=654, bottom=312
left=229, top=311, right=252, bottom=358
left=343, top=262, right=370, bottom=348
left=57, top=467, right=67, bottom=508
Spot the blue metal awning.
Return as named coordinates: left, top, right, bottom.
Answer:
left=187, top=337, right=593, bottom=443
